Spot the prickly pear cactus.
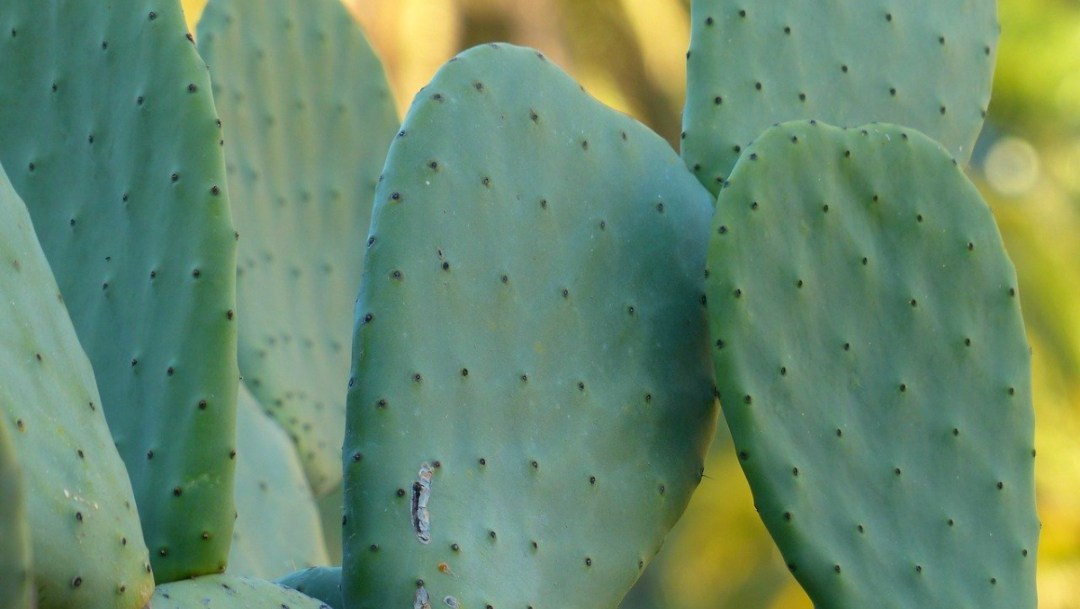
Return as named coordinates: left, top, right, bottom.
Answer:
left=152, top=574, right=331, bottom=609
left=277, top=567, right=342, bottom=609
left=0, top=416, right=32, bottom=609
left=228, top=383, right=330, bottom=579
left=197, top=0, right=399, bottom=497
left=705, top=121, right=1038, bottom=608
left=0, top=162, right=154, bottom=609
left=0, top=0, right=238, bottom=581
left=344, top=43, right=717, bottom=609
left=683, top=0, right=999, bottom=194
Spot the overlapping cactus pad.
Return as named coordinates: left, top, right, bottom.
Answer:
left=228, top=383, right=329, bottom=579
left=343, top=44, right=717, bottom=609
left=706, top=121, right=1038, bottom=608
left=0, top=0, right=238, bottom=581
left=198, top=0, right=400, bottom=497
left=152, top=574, right=331, bottom=609
left=276, top=566, right=342, bottom=609
left=683, top=0, right=998, bottom=195
left=0, top=162, right=153, bottom=609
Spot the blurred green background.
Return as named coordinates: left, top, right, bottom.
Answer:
left=182, top=1, right=1080, bottom=606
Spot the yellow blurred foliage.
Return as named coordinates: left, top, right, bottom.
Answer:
left=179, top=0, right=1078, bottom=606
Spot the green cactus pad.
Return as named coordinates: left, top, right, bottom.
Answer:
left=0, top=162, right=154, bottom=609
left=0, top=416, right=32, bottom=609
left=0, top=0, right=238, bottom=581
left=151, top=574, right=331, bottom=609
left=706, top=121, right=1038, bottom=608
left=197, top=0, right=399, bottom=497
left=316, top=485, right=344, bottom=565
left=228, top=383, right=330, bottom=579
left=683, top=0, right=998, bottom=195
left=343, top=43, right=717, bottom=609
left=277, top=567, right=342, bottom=609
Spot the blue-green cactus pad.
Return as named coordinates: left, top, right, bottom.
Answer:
left=706, top=121, right=1037, bottom=608
left=683, top=0, right=998, bottom=195
left=228, top=383, right=330, bottom=579
left=197, top=0, right=399, bottom=497
left=151, top=574, right=331, bottom=609
left=0, top=0, right=239, bottom=581
left=343, top=43, right=717, bottom=609
left=0, top=416, right=32, bottom=609
left=0, top=162, right=154, bottom=609
left=276, top=567, right=342, bottom=609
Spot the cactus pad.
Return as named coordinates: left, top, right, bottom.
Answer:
left=151, top=574, right=331, bottom=609
left=197, top=0, right=399, bottom=497
left=0, top=416, right=32, bottom=609
left=277, top=567, right=342, bottom=609
left=0, top=0, right=239, bottom=581
left=706, top=121, right=1038, bottom=608
left=683, top=0, right=998, bottom=195
left=343, top=44, right=717, bottom=609
left=228, top=383, right=330, bottom=579
left=0, top=162, right=154, bottom=609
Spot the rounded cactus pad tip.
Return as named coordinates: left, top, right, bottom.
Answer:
left=197, top=0, right=399, bottom=498
left=0, top=0, right=239, bottom=582
left=683, top=0, right=999, bottom=195
left=706, top=120, right=1037, bottom=609
left=343, top=43, right=718, bottom=609
left=0, top=161, right=154, bottom=609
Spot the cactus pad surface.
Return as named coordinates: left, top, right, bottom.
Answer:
left=0, top=416, right=32, bottom=609
left=228, top=383, right=330, bottom=579
left=197, top=0, right=399, bottom=497
left=706, top=120, right=1038, bottom=608
left=343, top=43, right=717, bottom=609
left=151, top=574, right=331, bottom=609
left=0, top=0, right=239, bottom=581
left=683, top=0, right=998, bottom=195
left=0, top=162, right=154, bottom=609
left=277, top=566, right=342, bottom=609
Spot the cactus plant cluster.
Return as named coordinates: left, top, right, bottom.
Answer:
left=0, top=0, right=1037, bottom=609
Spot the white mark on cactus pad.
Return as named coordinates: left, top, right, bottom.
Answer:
left=412, top=462, right=434, bottom=544
left=444, top=596, right=460, bottom=608
left=414, top=585, right=432, bottom=609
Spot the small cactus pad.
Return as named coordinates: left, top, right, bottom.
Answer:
left=706, top=121, right=1037, bottom=608
left=0, top=0, right=239, bottom=581
left=0, top=416, right=33, bottom=609
left=277, top=567, right=343, bottom=609
left=0, top=162, right=153, bottom=609
left=343, top=44, right=717, bottom=609
left=683, top=0, right=998, bottom=195
left=197, top=0, right=399, bottom=497
left=151, top=574, right=331, bottom=609
left=228, top=383, right=330, bottom=579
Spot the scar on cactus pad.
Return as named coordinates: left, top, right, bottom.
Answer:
left=705, top=120, right=1038, bottom=609
left=343, top=43, right=717, bottom=609
left=682, top=0, right=999, bottom=195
